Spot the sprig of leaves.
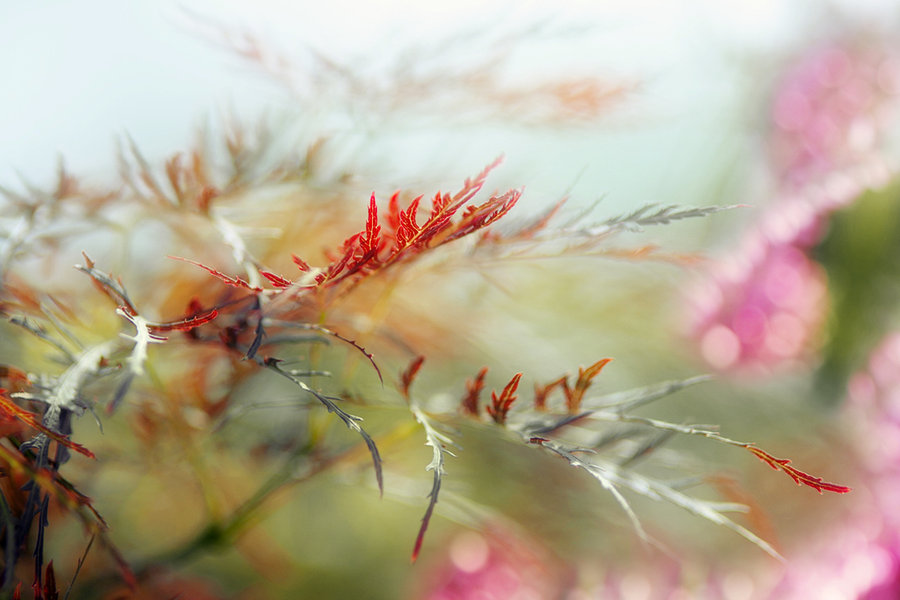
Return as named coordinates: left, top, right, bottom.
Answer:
left=263, top=359, right=384, bottom=495
left=401, top=357, right=459, bottom=562
left=586, top=204, right=742, bottom=235
left=288, top=158, right=521, bottom=293
left=453, top=361, right=849, bottom=560
left=409, top=405, right=456, bottom=563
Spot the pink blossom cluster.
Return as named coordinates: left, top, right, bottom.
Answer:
left=770, top=43, right=900, bottom=186
left=769, top=521, right=900, bottom=599
left=765, top=332, right=900, bottom=598
left=419, top=530, right=562, bottom=600
left=847, top=333, right=900, bottom=482
left=689, top=41, right=898, bottom=373
left=689, top=239, right=828, bottom=372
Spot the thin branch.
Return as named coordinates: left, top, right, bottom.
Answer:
left=584, top=204, right=743, bottom=236
left=410, top=405, right=456, bottom=563
left=530, top=437, right=650, bottom=545
left=63, top=535, right=94, bottom=600
left=264, top=361, right=383, bottom=495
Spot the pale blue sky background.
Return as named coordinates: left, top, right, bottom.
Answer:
left=1, top=0, right=896, bottom=213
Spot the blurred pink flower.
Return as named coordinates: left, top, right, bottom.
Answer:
left=418, top=529, right=563, bottom=600
left=769, top=42, right=900, bottom=186
left=847, top=332, right=900, bottom=526
left=769, top=525, right=900, bottom=600
left=688, top=40, right=898, bottom=373
left=764, top=332, right=900, bottom=599
left=689, top=240, right=828, bottom=372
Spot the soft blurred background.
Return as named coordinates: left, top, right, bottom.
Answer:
left=3, top=0, right=893, bottom=208
left=4, top=1, right=900, bottom=598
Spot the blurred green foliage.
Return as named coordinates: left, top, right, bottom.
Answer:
left=815, top=177, right=900, bottom=404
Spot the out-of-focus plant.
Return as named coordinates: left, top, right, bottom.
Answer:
left=687, top=39, right=899, bottom=380
left=764, top=332, right=900, bottom=598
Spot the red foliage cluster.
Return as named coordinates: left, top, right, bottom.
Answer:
left=460, top=359, right=615, bottom=422
left=297, top=158, right=520, bottom=290
left=169, top=163, right=522, bottom=344
left=533, top=358, right=613, bottom=412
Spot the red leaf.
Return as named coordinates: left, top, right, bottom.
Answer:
left=386, top=158, right=505, bottom=263
left=169, top=256, right=262, bottom=292
left=43, top=561, right=58, bottom=600
left=0, top=390, right=96, bottom=459
left=411, top=481, right=439, bottom=564
left=395, top=195, right=422, bottom=249
left=461, top=367, right=488, bottom=416
left=400, top=356, right=425, bottom=400
left=444, top=189, right=522, bottom=243
left=318, top=195, right=385, bottom=286
left=533, top=358, right=612, bottom=412
left=567, top=358, right=612, bottom=412
left=533, top=376, right=567, bottom=411
left=197, top=185, right=218, bottom=213
left=745, top=446, right=851, bottom=494
left=146, top=308, right=219, bottom=333
left=323, top=243, right=355, bottom=282
left=487, top=373, right=522, bottom=425
left=311, top=158, right=513, bottom=291
left=292, top=254, right=311, bottom=271
left=259, top=270, right=293, bottom=288
left=386, top=191, right=402, bottom=233
left=360, top=193, right=382, bottom=254
left=0, top=365, right=31, bottom=392
left=186, top=297, right=204, bottom=315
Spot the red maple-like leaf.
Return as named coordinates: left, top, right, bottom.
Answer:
left=487, top=373, right=523, bottom=425
left=745, top=446, right=851, bottom=494
left=461, top=367, right=489, bottom=416
left=360, top=193, right=382, bottom=255
left=259, top=270, right=293, bottom=288
left=443, top=189, right=521, bottom=243
left=145, top=308, right=219, bottom=333
left=292, top=254, right=312, bottom=271
left=292, top=158, right=518, bottom=294
left=533, top=376, right=568, bottom=411
left=169, top=256, right=262, bottom=292
left=400, top=356, right=425, bottom=400
left=39, top=560, right=58, bottom=600
left=532, top=358, right=613, bottom=412
left=565, top=358, right=613, bottom=412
